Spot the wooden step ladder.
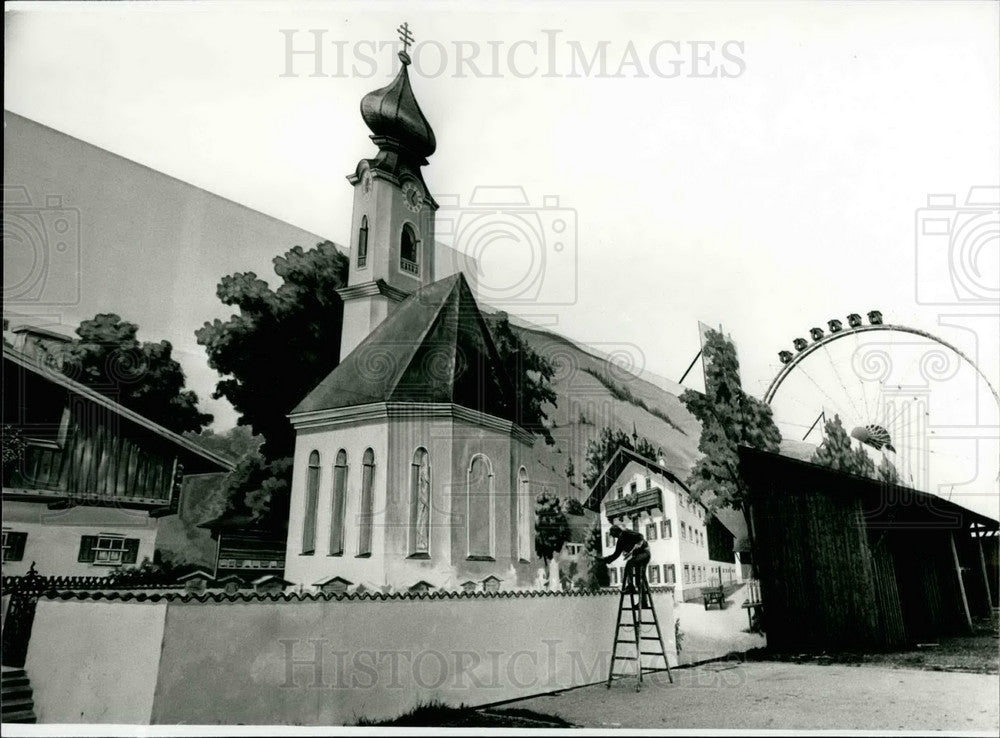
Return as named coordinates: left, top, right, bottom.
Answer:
left=606, top=571, right=673, bottom=691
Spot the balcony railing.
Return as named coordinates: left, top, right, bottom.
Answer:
left=604, top=487, right=663, bottom=519
left=400, top=258, right=419, bottom=275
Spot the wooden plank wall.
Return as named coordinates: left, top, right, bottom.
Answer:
left=890, top=528, right=968, bottom=640
left=750, top=477, right=886, bottom=652
left=17, top=399, right=173, bottom=503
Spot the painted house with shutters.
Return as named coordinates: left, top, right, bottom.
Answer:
left=1, top=345, right=234, bottom=577
left=585, top=447, right=740, bottom=601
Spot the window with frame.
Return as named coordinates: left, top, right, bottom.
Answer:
left=630, top=481, right=637, bottom=495
left=681, top=521, right=687, bottom=540
left=617, top=487, right=624, bottom=499
left=358, top=448, right=375, bottom=556
left=357, top=215, right=369, bottom=268
left=666, top=564, right=676, bottom=584
left=645, top=477, right=651, bottom=490
left=645, top=522, right=657, bottom=541
left=302, top=450, right=321, bottom=554
left=610, top=568, right=618, bottom=584
left=684, top=564, right=690, bottom=584
left=400, top=223, right=420, bottom=275
left=661, top=519, right=672, bottom=539
left=648, top=565, right=661, bottom=584
left=329, top=449, right=348, bottom=555
left=79, top=534, right=138, bottom=566
left=2, top=530, right=28, bottom=562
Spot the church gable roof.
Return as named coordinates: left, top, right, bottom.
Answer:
left=291, top=273, right=518, bottom=423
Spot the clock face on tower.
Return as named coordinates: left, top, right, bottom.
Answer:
left=402, top=181, right=424, bottom=213
left=361, top=171, right=374, bottom=200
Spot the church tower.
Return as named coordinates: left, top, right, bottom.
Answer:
left=338, top=26, right=439, bottom=358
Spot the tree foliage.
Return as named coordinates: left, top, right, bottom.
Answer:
left=810, top=413, right=876, bottom=477
left=563, top=497, right=585, bottom=516
left=482, top=311, right=557, bottom=445
left=195, top=242, right=349, bottom=460
left=679, top=329, right=781, bottom=511
left=60, top=313, right=212, bottom=434
left=534, top=492, right=571, bottom=568
left=584, top=518, right=610, bottom=590
left=582, top=426, right=663, bottom=489
left=183, top=426, right=263, bottom=464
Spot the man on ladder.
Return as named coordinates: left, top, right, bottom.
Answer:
left=602, top=524, right=672, bottom=690
left=603, top=524, right=651, bottom=603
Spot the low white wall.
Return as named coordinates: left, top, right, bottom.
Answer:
left=151, top=589, right=676, bottom=725
left=25, top=599, right=168, bottom=723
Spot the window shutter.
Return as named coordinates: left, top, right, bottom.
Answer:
left=122, top=538, right=140, bottom=565
left=7, top=532, right=28, bottom=561
left=78, top=535, right=98, bottom=562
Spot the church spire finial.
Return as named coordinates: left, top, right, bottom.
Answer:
left=397, top=21, right=414, bottom=64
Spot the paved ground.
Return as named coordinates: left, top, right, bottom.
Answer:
left=503, top=661, right=1000, bottom=731
left=674, top=583, right=765, bottom=665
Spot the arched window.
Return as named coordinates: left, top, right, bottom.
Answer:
left=467, top=454, right=494, bottom=558
left=357, top=215, right=369, bottom=268
left=516, top=466, right=531, bottom=561
left=358, top=448, right=375, bottom=556
left=329, top=450, right=348, bottom=555
left=400, top=223, right=419, bottom=275
left=302, top=450, right=321, bottom=554
left=410, top=448, right=431, bottom=555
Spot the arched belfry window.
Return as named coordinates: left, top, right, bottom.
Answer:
left=329, top=450, right=348, bottom=555
left=400, top=223, right=420, bottom=276
left=358, top=448, right=375, bottom=556
left=302, top=450, right=321, bottom=554
left=410, top=448, right=431, bottom=555
left=467, top=454, right=495, bottom=559
left=357, top=215, right=369, bottom=268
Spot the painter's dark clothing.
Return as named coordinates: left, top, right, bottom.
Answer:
left=603, top=529, right=650, bottom=591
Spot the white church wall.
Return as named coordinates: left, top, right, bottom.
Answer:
left=284, top=420, right=390, bottom=590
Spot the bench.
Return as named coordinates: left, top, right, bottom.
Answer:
left=703, top=585, right=726, bottom=610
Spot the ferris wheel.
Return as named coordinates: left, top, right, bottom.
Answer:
left=762, top=310, right=1000, bottom=496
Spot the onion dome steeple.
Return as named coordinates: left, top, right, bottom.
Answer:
left=360, top=23, right=436, bottom=162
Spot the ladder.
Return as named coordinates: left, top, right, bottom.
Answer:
left=606, top=570, right=673, bottom=691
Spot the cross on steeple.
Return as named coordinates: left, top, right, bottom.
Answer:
left=397, top=22, right=414, bottom=54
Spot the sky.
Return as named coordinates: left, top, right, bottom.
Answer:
left=4, top=1, right=999, bottom=516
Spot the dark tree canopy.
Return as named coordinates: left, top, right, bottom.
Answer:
left=534, top=492, right=571, bottom=566
left=482, top=311, right=557, bottom=445
left=195, top=242, right=349, bottom=460
left=584, top=518, right=610, bottom=590
left=60, top=313, right=212, bottom=434
left=183, top=426, right=263, bottom=465
left=582, top=426, right=663, bottom=490
left=680, top=329, right=781, bottom=511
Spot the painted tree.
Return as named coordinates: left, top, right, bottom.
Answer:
left=59, top=313, right=212, bottom=433
left=196, top=242, right=350, bottom=460
left=481, top=310, right=558, bottom=445
left=876, top=455, right=900, bottom=485
left=565, top=455, right=576, bottom=487
left=680, top=329, right=781, bottom=577
left=563, top=497, right=585, bottom=516
left=810, top=413, right=876, bottom=478
left=582, top=426, right=663, bottom=489
left=534, top=492, right=571, bottom=589
left=584, top=518, right=611, bottom=590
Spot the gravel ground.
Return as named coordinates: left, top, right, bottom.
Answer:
left=501, top=660, right=1000, bottom=731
